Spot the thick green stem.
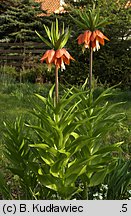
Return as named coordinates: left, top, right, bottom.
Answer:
left=55, top=65, right=59, bottom=105
left=83, top=182, right=88, bottom=200
left=89, top=47, right=93, bottom=89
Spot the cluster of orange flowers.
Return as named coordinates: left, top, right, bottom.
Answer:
left=41, top=30, right=109, bottom=70
left=77, top=30, right=109, bottom=51
left=41, top=48, right=75, bottom=71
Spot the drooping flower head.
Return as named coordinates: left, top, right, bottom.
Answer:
left=36, top=19, right=74, bottom=71
left=41, top=48, right=74, bottom=71
left=71, top=7, right=110, bottom=52
left=77, top=29, right=109, bottom=52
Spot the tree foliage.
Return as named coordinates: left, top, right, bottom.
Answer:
left=0, top=0, right=44, bottom=42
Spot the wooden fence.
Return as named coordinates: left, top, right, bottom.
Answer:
left=0, top=42, right=46, bottom=68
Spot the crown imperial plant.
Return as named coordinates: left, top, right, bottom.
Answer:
left=36, top=19, right=74, bottom=104
left=71, top=6, right=110, bottom=89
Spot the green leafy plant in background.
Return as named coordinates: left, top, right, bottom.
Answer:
left=1, top=117, right=39, bottom=199
left=106, top=159, right=131, bottom=200
left=0, top=171, right=13, bottom=199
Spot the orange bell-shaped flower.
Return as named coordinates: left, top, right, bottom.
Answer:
left=41, top=48, right=75, bottom=71
left=77, top=29, right=109, bottom=51
left=54, top=48, right=75, bottom=71
left=41, top=49, right=55, bottom=71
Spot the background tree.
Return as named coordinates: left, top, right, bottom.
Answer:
left=93, top=0, right=131, bottom=88
left=0, top=0, right=44, bottom=42
left=0, top=0, right=15, bottom=13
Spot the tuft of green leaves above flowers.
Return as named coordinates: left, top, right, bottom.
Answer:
left=70, top=6, right=111, bottom=32
left=35, top=18, right=71, bottom=50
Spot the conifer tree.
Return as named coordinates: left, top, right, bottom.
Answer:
left=0, top=0, right=44, bottom=42
left=0, top=0, right=15, bottom=13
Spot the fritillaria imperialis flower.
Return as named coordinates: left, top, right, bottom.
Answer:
left=41, top=48, right=75, bottom=71
left=77, top=29, right=109, bottom=52
left=35, top=18, right=74, bottom=70
left=71, top=8, right=110, bottom=52
left=36, top=19, right=74, bottom=103
left=71, top=7, right=110, bottom=89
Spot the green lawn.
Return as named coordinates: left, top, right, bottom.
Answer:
left=0, top=82, right=50, bottom=122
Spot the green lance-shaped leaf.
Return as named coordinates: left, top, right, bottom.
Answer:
left=29, top=143, right=49, bottom=150
left=43, top=24, right=52, bottom=41
left=40, top=151, right=55, bottom=166
left=36, top=19, right=71, bottom=50
left=70, top=14, right=88, bottom=30
left=50, top=22, right=54, bottom=44
left=65, top=156, right=98, bottom=179
left=107, top=160, right=131, bottom=199
left=54, top=90, right=83, bottom=114
left=35, top=93, right=47, bottom=104
left=50, top=155, right=69, bottom=178
left=92, top=84, right=122, bottom=106
left=88, top=9, right=94, bottom=31
left=55, top=18, right=59, bottom=40
left=55, top=28, right=71, bottom=50
left=93, top=10, right=100, bottom=27
left=38, top=174, right=58, bottom=191
left=35, top=30, right=52, bottom=48
left=71, top=7, right=110, bottom=31
left=54, top=32, right=66, bottom=50
left=62, top=22, right=65, bottom=35
left=59, top=186, right=82, bottom=200
left=95, top=19, right=111, bottom=29
left=89, top=168, right=108, bottom=187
